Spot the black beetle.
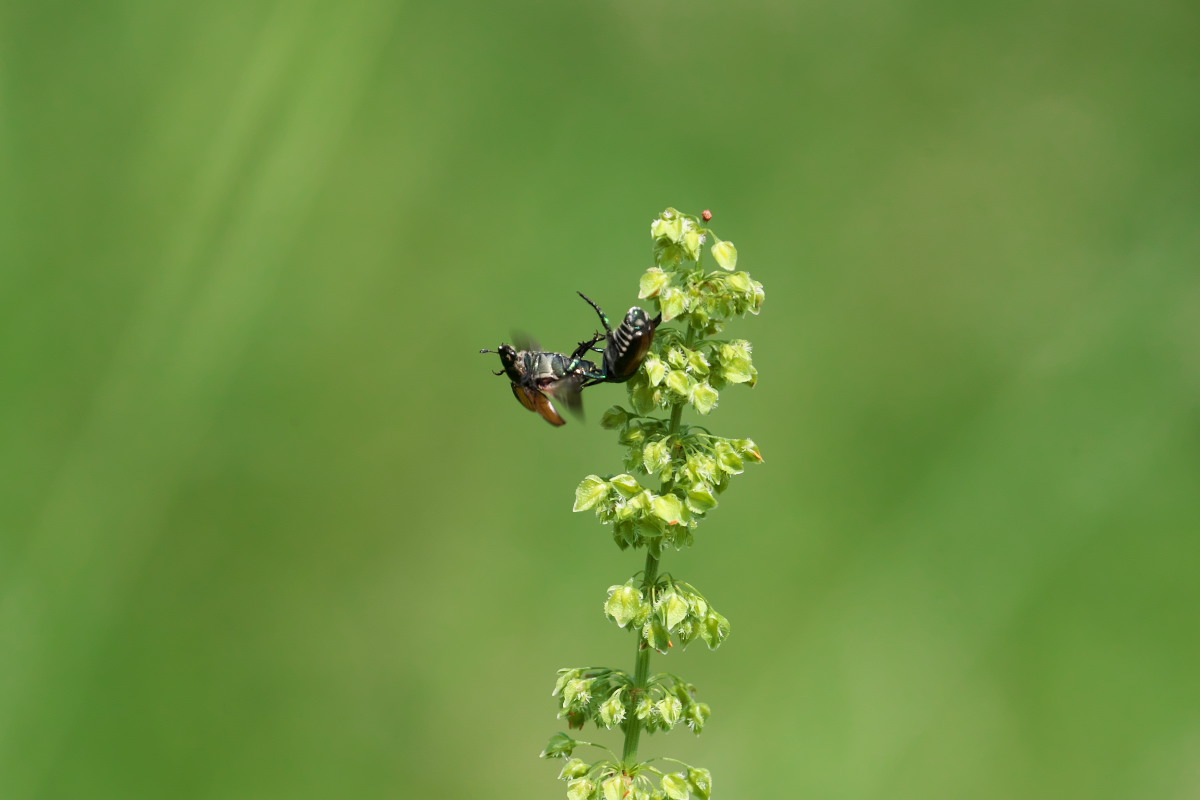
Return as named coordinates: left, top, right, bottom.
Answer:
left=573, top=292, right=662, bottom=386
left=481, top=337, right=600, bottom=426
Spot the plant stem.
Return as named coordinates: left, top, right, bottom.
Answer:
left=621, top=547, right=658, bottom=763
left=622, top=326, right=692, bottom=765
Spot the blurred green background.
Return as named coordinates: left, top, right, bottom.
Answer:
left=2, top=1, right=1198, bottom=798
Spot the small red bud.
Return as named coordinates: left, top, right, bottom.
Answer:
left=701, top=209, right=713, bottom=221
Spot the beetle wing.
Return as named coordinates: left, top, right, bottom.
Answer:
left=509, top=382, right=539, bottom=413
left=512, top=332, right=541, bottom=353
left=540, top=372, right=588, bottom=420
left=532, top=391, right=567, bottom=426
left=511, top=382, right=566, bottom=426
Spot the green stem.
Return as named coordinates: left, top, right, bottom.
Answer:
left=622, top=324, right=693, bottom=765
left=621, top=547, right=658, bottom=763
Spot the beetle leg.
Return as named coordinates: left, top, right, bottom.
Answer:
left=577, top=292, right=613, bottom=334
left=568, top=331, right=605, bottom=365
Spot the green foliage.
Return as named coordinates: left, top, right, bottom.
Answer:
left=549, top=666, right=710, bottom=735
left=542, top=738, right=717, bottom=800
left=573, top=426, right=762, bottom=552
left=547, top=208, right=764, bottom=799
left=601, top=578, right=731, bottom=652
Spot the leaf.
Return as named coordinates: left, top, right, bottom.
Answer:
left=665, top=370, right=691, bottom=397
left=562, top=677, right=593, bottom=708
left=599, top=689, right=627, bottom=728
left=688, top=767, right=713, bottom=800
left=639, top=267, right=670, bottom=299
left=662, top=773, right=690, bottom=800
left=559, top=757, right=589, bottom=780
left=655, top=240, right=685, bottom=268
left=599, top=405, right=630, bottom=429
left=643, top=354, right=667, bottom=386
left=714, top=441, right=744, bottom=474
left=659, top=591, right=689, bottom=630
left=656, top=695, right=682, bottom=725
left=685, top=482, right=717, bottom=513
left=630, top=380, right=659, bottom=415
left=734, top=438, right=764, bottom=462
left=700, top=611, right=731, bottom=649
left=635, top=696, right=655, bottom=720
left=642, top=439, right=670, bottom=473
left=750, top=279, right=765, bottom=314
left=651, top=493, right=684, bottom=525
left=629, top=490, right=653, bottom=513
left=602, top=773, right=631, bottom=800
left=610, top=473, right=643, bottom=496
left=659, top=287, right=687, bottom=321
left=553, top=668, right=580, bottom=697
left=711, top=240, right=737, bottom=270
left=644, top=616, right=671, bottom=653
left=720, top=358, right=754, bottom=385
left=540, top=732, right=577, bottom=759
left=605, top=584, right=644, bottom=628
left=651, top=214, right=684, bottom=243
left=573, top=476, right=610, bottom=512
left=613, top=520, right=637, bottom=549
left=683, top=228, right=702, bottom=261
left=727, top=270, right=752, bottom=292
left=688, top=382, right=719, bottom=415
left=567, top=778, right=596, bottom=800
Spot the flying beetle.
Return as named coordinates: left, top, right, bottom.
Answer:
left=481, top=337, right=600, bottom=426
left=572, top=292, right=662, bottom=386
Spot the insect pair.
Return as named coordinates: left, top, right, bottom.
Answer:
left=481, top=292, right=662, bottom=426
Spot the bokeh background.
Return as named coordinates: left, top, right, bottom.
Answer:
left=2, top=1, right=1198, bottom=798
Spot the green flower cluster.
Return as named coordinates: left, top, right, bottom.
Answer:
left=574, top=432, right=762, bottom=553
left=643, top=207, right=763, bottom=331
left=551, top=667, right=710, bottom=736
left=625, top=329, right=757, bottom=416
left=604, top=577, right=731, bottom=654
left=540, top=733, right=714, bottom=800
left=628, top=208, right=762, bottom=417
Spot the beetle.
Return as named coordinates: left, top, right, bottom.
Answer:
left=572, top=292, right=662, bottom=386
left=481, top=337, right=601, bottom=426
